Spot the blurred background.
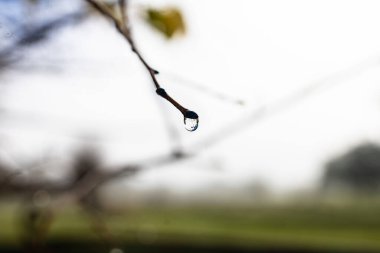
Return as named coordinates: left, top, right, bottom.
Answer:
left=1, top=0, right=380, bottom=252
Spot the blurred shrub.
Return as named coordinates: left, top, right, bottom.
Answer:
left=322, top=143, right=380, bottom=193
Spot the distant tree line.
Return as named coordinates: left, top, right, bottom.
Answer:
left=323, top=142, right=380, bottom=193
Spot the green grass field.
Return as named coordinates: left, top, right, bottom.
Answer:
left=1, top=201, right=380, bottom=252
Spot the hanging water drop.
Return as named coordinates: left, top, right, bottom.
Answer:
left=184, top=110, right=199, bottom=132
left=184, top=117, right=199, bottom=131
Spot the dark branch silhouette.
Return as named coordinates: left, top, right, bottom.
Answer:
left=86, top=0, right=199, bottom=125
left=0, top=12, right=85, bottom=70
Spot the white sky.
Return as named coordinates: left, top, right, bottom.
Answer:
left=1, top=0, right=380, bottom=192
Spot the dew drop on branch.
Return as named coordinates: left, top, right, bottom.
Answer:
left=184, top=110, right=199, bottom=132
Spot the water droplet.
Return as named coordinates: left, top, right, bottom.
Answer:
left=184, top=110, right=199, bottom=132
left=184, top=117, right=199, bottom=131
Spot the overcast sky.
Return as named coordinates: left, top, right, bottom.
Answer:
left=1, top=0, right=380, bottom=193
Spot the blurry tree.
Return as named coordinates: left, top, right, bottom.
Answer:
left=322, top=143, right=380, bottom=193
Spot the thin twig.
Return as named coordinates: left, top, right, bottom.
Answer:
left=163, top=71, right=245, bottom=106
left=86, top=0, right=159, bottom=85
left=119, top=0, right=128, bottom=27
left=0, top=12, right=85, bottom=70
left=192, top=57, right=380, bottom=151
left=86, top=0, right=196, bottom=118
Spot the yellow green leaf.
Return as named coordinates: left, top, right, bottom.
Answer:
left=144, top=7, right=186, bottom=39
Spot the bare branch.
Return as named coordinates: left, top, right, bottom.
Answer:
left=119, top=0, right=128, bottom=27
left=192, top=57, right=380, bottom=151
left=85, top=0, right=198, bottom=121
left=0, top=12, right=85, bottom=70
left=163, top=71, right=245, bottom=106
